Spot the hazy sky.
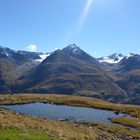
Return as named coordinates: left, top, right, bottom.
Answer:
left=0, top=0, right=140, bottom=57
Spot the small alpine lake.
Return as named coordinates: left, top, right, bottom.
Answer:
left=0, top=103, right=133, bottom=125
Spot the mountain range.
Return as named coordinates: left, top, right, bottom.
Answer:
left=0, top=44, right=140, bottom=104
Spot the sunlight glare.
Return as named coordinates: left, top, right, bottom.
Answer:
left=78, top=0, right=93, bottom=30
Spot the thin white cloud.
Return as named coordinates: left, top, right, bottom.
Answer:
left=54, top=48, right=59, bottom=51
left=26, top=44, right=38, bottom=52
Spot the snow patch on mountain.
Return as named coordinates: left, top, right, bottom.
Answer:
left=35, top=53, right=50, bottom=62
left=126, top=53, right=134, bottom=59
left=98, top=53, right=124, bottom=64
left=65, top=44, right=82, bottom=54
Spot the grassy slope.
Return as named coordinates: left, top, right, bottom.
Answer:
left=1, top=109, right=140, bottom=140
left=0, top=94, right=140, bottom=140
left=0, top=129, right=55, bottom=140
left=110, top=117, right=140, bottom=130
left=0, top=109, right=96, bottom=140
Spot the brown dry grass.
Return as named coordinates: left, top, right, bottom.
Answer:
left=110, top=117, right=140, bottom=130
left=0, top=109, right=96, bottom=140
left=0, top=94, right=140, bottom=139
left=1, top=109, right=140, bottom=140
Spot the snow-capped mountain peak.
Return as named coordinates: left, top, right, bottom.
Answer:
left=64, top=44, right=82, bottom=54
left=0, top=46, right=16, bottom=57
left=126, top=53, right=134, bottom=59
left=98, top=53, right=124, bottom=64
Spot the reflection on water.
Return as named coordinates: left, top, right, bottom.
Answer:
left=0, top=103, right=132, bottom=125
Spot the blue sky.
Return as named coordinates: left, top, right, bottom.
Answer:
left=0, top=0, right=140, bottom=57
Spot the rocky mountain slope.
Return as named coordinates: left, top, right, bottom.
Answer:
left=0, top=45, right=140, bottom=104
left=99, top=53, right=140, bottom=104
left=14, top=44, right=127, bottom=102
left=0, top=46, right=49, bottom=93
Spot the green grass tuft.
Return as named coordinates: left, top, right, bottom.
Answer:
left=0, top=129, right=56, bottom=140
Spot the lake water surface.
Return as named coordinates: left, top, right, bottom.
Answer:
left=0, top=103, right=132, bottom=125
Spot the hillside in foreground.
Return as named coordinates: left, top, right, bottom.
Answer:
left=0, top=94, right=140, bottom=140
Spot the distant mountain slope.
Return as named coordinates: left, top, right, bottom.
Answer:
left=98, top=53, right=140, bottom=104
left=114, top=54, right=140, bottom=104
left=15, top=44, right=127, bottom=102
left=1, top=45, right=140, bottom=104
left=0, top=46, right=48, bottom=93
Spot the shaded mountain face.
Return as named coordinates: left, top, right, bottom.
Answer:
left=15, top=44, right=127, bottom=103
left=0, top=46, right=42, bottom=64
left=1, top=45, right=140, bottom=104
left=0, top=46, right=48, bottom=93
left=98, top=53, right=140, bottom=104
left=114, top=54, right=140, bottom=104
left=117, top=54, right=140, bottom=72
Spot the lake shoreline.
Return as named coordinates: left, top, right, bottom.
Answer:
left=0, top=94, right=140, bottom=117
left=1, top=102, right=133, bottom=125
left=0, top=108, right=140, bottom=140
left=0, top=94, right=140, bottom=134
